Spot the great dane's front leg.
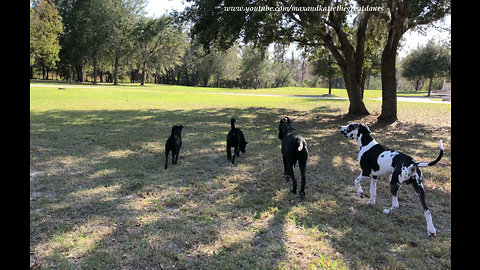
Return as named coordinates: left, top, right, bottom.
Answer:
left=354, top=174, right=369, bottom=198
left=366, top=176, right=377, bottom=205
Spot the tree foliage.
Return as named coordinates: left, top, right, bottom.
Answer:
left=401, top=40, right=450, bottom=95
left=239, top=45, right=269, bottom=89
left=308, top=47, right=342, bottom=95
left=30, top=0, right=63, bottom=79
left=377, top=0, right=451, bottom=121
left=30, top=0, right=451, bottom=122
left=184, top=0, right=384, bottom=115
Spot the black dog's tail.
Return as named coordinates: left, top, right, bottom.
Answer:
left=416, top=140, right=444, bottom=167
left=296, top=138, right=307, bottom=151
left=230, top=118, right=236, bottom=132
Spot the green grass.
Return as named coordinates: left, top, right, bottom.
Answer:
left=30, top=82, right=451, bottom=269
left=30, top=79, right=444, bottom=100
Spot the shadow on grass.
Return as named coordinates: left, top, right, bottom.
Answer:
left=30, top=106, right=451, bottom=269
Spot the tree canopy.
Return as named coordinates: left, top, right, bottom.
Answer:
left=30, top=0, right=63, bottom=79
left=184, top=0, right=451, bottom=119
left=30, top=0, right=450, bottom=121
left=401, top=40, right=450, bottom=95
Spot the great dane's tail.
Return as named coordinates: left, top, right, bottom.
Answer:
left=416, top=140, right=444, bottom=167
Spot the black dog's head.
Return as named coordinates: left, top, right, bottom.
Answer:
left=240, top=139, right=248, bottom=153
left=278, top=117, right=293, bottom=140
left=171, top=125, right=183, bottom=136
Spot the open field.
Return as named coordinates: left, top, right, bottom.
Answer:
left=30, top=82, right=451, bottom=269
left=30, top=80, right=445, bottom=100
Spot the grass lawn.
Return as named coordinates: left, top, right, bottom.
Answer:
left=30, top=80, right=444, bottom=100
left=30, top=82, right=451, bottom=269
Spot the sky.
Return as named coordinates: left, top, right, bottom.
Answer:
left=146, top=0, right=191, bottom=17
left=146, top=0, right=451, bottom=59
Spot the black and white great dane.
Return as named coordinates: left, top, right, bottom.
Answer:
left=339, top=123, right=443, bottom=236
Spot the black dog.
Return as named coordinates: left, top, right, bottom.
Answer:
left=226, top=118, right=247, bottom=164
left=165, top=125, right=183, bottom=170
left=278, top=117, right=308, bottom=199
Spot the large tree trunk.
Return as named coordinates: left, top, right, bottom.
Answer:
left=427, top=77, right=433, bottom=96
left=141, top=61, right=146, bottom=86
left=343, top=67, right=369, bottom=115
left=93, top=57, right=97, bottom=84
left=113, top=56, right=119, bottom=85
left=379, top=43, right=398, bottom=122
left=75, top=64, right=83, bottom=82
left=328, top=77, right=332, bottom=95
left=323, top=11, right=371, bottom=116
left=379, top=11, right=405, bottom=122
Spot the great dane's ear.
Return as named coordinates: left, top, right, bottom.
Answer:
left=281, top=117, right=290, bottom=124
left=360, top=123, right=371, bottom=133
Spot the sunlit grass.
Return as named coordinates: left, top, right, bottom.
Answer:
left=30, top=82, right=450, bottom=269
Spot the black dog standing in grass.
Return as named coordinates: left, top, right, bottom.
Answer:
left=226, top=118, right=247, bottom=164
left=165, top=125, right=183, bottom=170
left=278, top=117, right=308, bottom=200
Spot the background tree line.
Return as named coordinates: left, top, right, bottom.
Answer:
left=30, top=0, right=450, bottom=121
left=29, top=0, right=344, bottom=89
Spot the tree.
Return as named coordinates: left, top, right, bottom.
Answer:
left=401, top=40, right=450, bottom=95
left=360, top=15, right=385, bottom=98
left=178, top=42, right=205, bottom=86
left=201, top=44, right=242, bottom=88
left=401, top=55, right=425, bottom=92
left=239, top=45, right=269, bottom=89
left=30, top=0, right=63, bottom=79
left=308, top=47, right=342, bottom=95
left=135, top=16, right=172, bottom=85
left=56, top=0, right=94, bottom=82
left=81, top=0, right=116, bottom=84
left=270, top=44, right=294, bottom=88
left=184, top=0, right=378, bottom=116
left=110, top=0, right=147, bottom=85
left=151, top=23, right=189, bottom=84
left=377, top=0, right=451, bottom=121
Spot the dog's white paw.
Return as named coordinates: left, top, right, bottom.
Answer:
left=424, top=210, right=436, bottom=237
left=383, top=208, right=392, bottom=214
left=366, top=198, right=376, bottom=205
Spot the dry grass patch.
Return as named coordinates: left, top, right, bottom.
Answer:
left=30, top=84, right=450, bottom=269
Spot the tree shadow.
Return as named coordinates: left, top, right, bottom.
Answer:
left=30, top=105, right=450, bottom=269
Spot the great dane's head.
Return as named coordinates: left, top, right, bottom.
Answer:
left=339, top=123, right=372, bottom=147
